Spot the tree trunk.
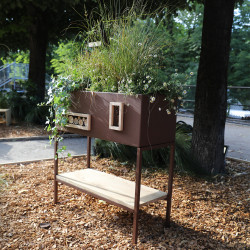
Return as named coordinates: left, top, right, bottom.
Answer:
left=28, top=7, right=48, bottom=102
left=191, top=0, right=235, bottom=174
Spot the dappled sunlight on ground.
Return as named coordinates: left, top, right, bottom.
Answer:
left=0, top=157, right=249, bottom=249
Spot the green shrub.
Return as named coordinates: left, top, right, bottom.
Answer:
left=1, top=82, right=50, bottom=124
left=0, top=92, right=9, bottom=108
left=94, top=121, right=203, bottom=174
left=53, top=5, right=191, bottom=114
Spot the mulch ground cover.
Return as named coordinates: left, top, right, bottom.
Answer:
left=0, top=123, right=49, bottom=139
left=0, top=156, right=249, bottom=249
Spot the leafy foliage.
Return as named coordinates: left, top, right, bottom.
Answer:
left=45, top=75, right=88, bottom=142
left=60, top=10, right=191, bottom=112
left=228, top=2, right=250, bottom=107
left=50, top=41, right=84, bottom=75
left=0, top=80, right=49, bottom=124
left=15, top=95, right=48, bottom=124
left=46, top=3, right=193, bottom=156
left=94, top=121, right=203, bottom=174
left=0, top=50, right=29, bottom=65
left=0, top=92, right=9, bottom=108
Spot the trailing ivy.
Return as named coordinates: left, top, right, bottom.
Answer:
left=45, top=75, right=88, bottom=146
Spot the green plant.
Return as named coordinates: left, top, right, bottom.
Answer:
left=0, top=91, right=9, bottom=108
left=94, top=121, right=202, bottom=174
left=1, top=80, right=50, bottom=124
left=47, top=3, right=192, bottom=155
left=0, top=50, right=29, bottom=65
left=46, top=75, right=88, bottom=142
left=65, top=11, right=190, bottom=111
left=48, top=6, right=191, bottom=125
left=51, top=40, right=83, bottom=75
left=6, top=91, right=27, bottom=120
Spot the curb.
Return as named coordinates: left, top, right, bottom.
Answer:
left=1, top=155, right=249, bottom=167
left=0, top=133, right=83, bottom=143
left=226, top=156, right=250, bottom=164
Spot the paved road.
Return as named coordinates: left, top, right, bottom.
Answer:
left=0, top=137, right=90, bottom=164
left=0, top=116, right=249, bottom=164
left=177, top=116, right=250, bottom=162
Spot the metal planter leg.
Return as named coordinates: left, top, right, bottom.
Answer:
left=87, top=136, right=91, bottom=168
left=54, top=138, right=58, bottom=204
left=166, top=144, right=175, bottom=227
left=132, top=147, right=142, bottom=244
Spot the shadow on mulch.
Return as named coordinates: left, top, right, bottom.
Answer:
left=0, top=157, right=248, bottom=249
left=105, top=208, right=241, bottom=248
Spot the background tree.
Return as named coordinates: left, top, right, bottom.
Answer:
left=191, top=0, right=235, bottom=174
left=1, top=0, right=247, bottom=174
left=228, top=1, right=250, bottom=108
left=0, top=0, right=99, bottom=102
left=1, top=0, right=189, bottom=103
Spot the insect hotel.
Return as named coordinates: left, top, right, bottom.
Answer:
left=54, top=91, right=176, bottom=244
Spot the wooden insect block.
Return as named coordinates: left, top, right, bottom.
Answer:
left=109, top=102, right=124, bottom=131
left=66, top=112, right=91, bottom=131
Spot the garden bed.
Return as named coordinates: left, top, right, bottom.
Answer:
left=0, top=156, right=249, bottom=249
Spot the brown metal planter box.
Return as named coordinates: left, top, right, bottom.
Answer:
left=55, top=90, right=176, bottom=244
left=63, top=91, right=176, bottom=147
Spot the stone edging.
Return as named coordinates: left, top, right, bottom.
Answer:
left=226, top=156, right=250, bottom=164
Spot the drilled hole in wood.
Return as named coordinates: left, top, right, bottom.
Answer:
left=65, top=112, right=91, bottom=131
left=74, top=117, right=79, bottom=125
left=112, top=105, right=120, bottom=127
left=79, top=119, right=84, bottom=126
left=68, top=116, right=74, bottom=124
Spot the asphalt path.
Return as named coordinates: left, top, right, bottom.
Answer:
left=0, top=136, right=89, bottom=165
left=177, top=115, right=250, bottom=162
left=0, top=116, right=249, bottom=164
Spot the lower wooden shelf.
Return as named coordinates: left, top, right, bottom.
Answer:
left=56, top=168, right=167, bottom=212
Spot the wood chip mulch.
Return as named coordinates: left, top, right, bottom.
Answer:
left=0, top=157, right=249, bottom=249
left=0, top=123, right=49, bottom=139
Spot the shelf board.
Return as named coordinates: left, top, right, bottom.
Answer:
left=56, top=169, right=167, bottom=211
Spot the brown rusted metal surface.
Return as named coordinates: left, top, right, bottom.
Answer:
left=87, top=136, right=91, bottom=168
left=165, top=144, right=175, bottom=227
left=61, top=91, right=176, bottom=147
left=133, top=147, right=143, bottom=244
left=54, top=91, right=177, bottom=244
